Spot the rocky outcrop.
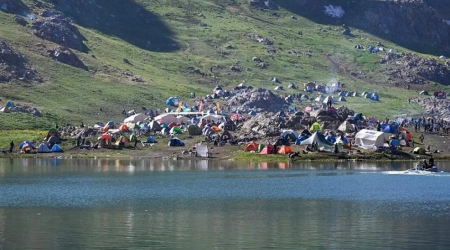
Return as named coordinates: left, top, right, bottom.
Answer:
left=48, top=46, right=87, bottom=70
left=0, top=0, right=27, bottom=13
left=32, top=14, right=84, bottom=51
left=0, top=41, right=37, bottom=82
left=248, top=0, right=277, bottom=10
left=384, top=53, right=450, bottom=85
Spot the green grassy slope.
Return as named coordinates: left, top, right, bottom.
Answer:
left=0, top=0, right=438, bottom=130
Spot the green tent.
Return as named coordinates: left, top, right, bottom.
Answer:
left=310, top=122, right=322, bottom=132
left=170, top=126, right=182, bottom=134
left=188, top=125, right=202, bottom=136
left=413, top=147, right=426, bottom=155
left=257, top=144, right=265, bottom=153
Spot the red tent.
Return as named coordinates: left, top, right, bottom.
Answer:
left=259, top=144, right=273, bottom=154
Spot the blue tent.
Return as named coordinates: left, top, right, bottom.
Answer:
left=370, top=93, right=379, bottom=101
left=339, top=91, right=347, bottom=96
left=295, top=134, right=309, bottom=145
left=389, top=121, right=399, bottom=134
left=51, top=144, right=63, bottom=152
left=140, top=123, right=149, bottom=131
left=5, top=100, right=15, bottom=107
left=168, top=138, right=185, bottom=147
left=248, top=110, right=256, bottom=115
left=165, top=97, right=180, bottom=107
left=191, top=106, right=199, bottom=112
left=326, top=135, right=336, bottom=143
left=145, top=136, right=156, bottom=143
left=106, top=121, right=115, bottom=127
left=191, top=117, right=199, bottom=124
left=19, top=141, right=33, bottom=149
left=382, top=125, right=391, bottom=133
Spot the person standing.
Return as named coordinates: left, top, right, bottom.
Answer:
left=419, top=134, right=424, bottom=144
left=9, top=141, right=14, bottom=153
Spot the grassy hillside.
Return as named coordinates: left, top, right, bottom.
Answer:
left=0, top=0, right=441, bottom=131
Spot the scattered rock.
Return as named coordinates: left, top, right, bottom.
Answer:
left=13, top=15, right=27, bottom=26
left=230, top=65, right=242, bottom=72
left=47, top=46, right=87, bottom=70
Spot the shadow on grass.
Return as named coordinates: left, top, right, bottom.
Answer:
left=273, top=0, right=450, bottom=55
left=54, top=0, right=179, bottom=52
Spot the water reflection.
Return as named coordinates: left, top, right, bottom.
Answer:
left=1, top=158, right=449, bottom=176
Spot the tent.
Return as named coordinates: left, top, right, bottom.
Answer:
left=339, top=91, right=347, bottom=96
left=19, top=141, right=33, bottom=149
left=149, top=121, right=162, bottom=131
left=310, top=122, right=322, bottom=132
left=274, top=86, right=283, bottom=91
left=288, top=83, right=297, bottom=89
left=196, top=144, right=210, bottom=157
left=124, top=113, right=147, bottom=123
left=413, top=147, right=426, bottom=155
left=338, top=121, right=355, bottom=133
left=400, top=129, right=412, bottom=141
left=300, top=132, right=334, bottom=152
left=200, top=114, right=224, bottom=124
left=354, top=129, right=389, bottom=149
left=338, top=96, right=346, bottom=102
left=244, top=142, right=259, bottom=151
left=370, top=93, right=379, bottom=101
left=304, top=82, right=316, bottom=92
left=154, top=113, right=178, bottom=124
left=170, top=126, right=182, bottom=134
left=50, top=144, right=63, bottom=152
left=168, top=137, right=185, bottom=147
left=352, top=92, right=359, bottom=97
left=145, top=136, right=157, bottom=143
left=165, top=97, right=180, bottom=107
left=259, top=144, right=273, bottom=154
left=281, top=130, right=298, bottom=141
left=37, top=143, right=50, bottom=153
left=188, top=125, right=202, bottom=136
left=314, top=95, right=325, bottom=102
left=47, top=136, right=61, bottom=144
left=322, top=96, right=337, bottom=104
left=277, top=145, right=293, bottom=154
left=419, top=90, right=429, bottom=95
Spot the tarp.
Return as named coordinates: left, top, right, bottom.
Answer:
left=300, top=132, right=334, bottom=152
left=196, top=144, right=209, bottom=157
left=154, top=113, right=178, bottom=124
left=37, top=143, right=50, bottom=153
left=124, top=113, right=147, bottom=123
left=354, top=129, right=389, bottom=149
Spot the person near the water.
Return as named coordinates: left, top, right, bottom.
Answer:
left=428, top=155, right=435, bottom=168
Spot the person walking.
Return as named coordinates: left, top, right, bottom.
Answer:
left=419, top=134, right=424, bottom=144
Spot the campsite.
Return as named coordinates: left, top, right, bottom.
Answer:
left=3, top=83, right=450, bottom=163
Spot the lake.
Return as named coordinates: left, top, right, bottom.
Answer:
left=1, top=158, right=450, bottom=249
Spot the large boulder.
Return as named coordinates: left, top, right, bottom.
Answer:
left=32, top=15, right=84, bottom=51
left=48, top=46, right=87, bottom=70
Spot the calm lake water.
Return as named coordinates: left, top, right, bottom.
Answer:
left=1, top=158, right=450, bottom=249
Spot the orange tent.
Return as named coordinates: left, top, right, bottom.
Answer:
left=119, top=124, right=128, bottom=131
left=211, top=126, right=221, bottom=132
left=277, top=145, right=293, bottom=154
left=244, top=142, right=259, bottom=151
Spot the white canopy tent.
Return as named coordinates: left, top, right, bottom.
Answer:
left=354, top=129, right=389, bottom=149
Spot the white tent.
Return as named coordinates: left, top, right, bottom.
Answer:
left=200, top=114, right=224, bottom=124
left=354, top=129, right=389, bottom=149
left=322, top=96, right=337, bottom=104
left=124, top=113, right=147, bottom=123
left=196, top=143, right=210, bottom=157
left=314, top=95, right=325, bottom=102
left=337, top=121, right=355, bottom=133
left=154, top=113, right=177, bottom=124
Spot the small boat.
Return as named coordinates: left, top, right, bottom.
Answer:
left=408, top=164, right=438, bottom=173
